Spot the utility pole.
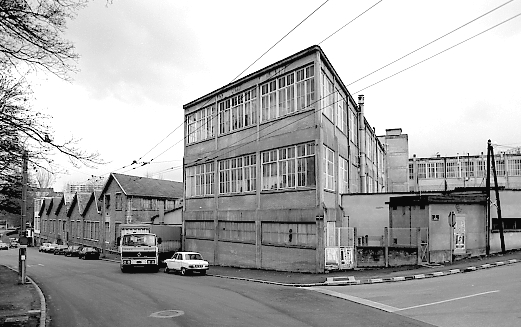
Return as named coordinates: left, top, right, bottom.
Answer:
left=488, top=140, right=506, bottom=253
left=486, top=142, right=491, bottom=255
left=18, top=150, right=28, bottom=284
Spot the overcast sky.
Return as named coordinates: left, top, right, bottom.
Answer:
left=29, top=0, right=521, bottom=191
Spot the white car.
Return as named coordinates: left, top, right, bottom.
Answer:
left=164, top=252, right=209, bottom=275
left=39, top=242, right=51, bottom=252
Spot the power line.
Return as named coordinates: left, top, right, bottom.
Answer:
left=231, top=0, right=330, bottom=83
left=354, top=11, right=521, bottom=94
left=128, top=1, right=330, bottom=169
left=347, top=0, right=514, bottom=86
left=318, top=0, right=384, bottom=45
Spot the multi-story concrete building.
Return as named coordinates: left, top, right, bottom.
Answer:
left=183, top=45, right=391, bottom=272
left=409, top=151, right=521, bottom=192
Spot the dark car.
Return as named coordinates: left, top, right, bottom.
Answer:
left=64, top=245, right=82, bottom=257
left=53, top=244, right=69, bottom=255
left=78, top=247, right=100, bottom=260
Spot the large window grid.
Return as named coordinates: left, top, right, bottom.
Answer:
left=494, top=159, right=505, bottom=176
left=336, top=89, right=348, bottom=134
left=261, top=143, right=316, bottom=191
left=185, top=163, right=215, bottom=197
left=187, top=105, right=215, bottom=144
left=260, top=65, right=315, bottom=123
left=219, top=154, right=256, bottom=194
left=218, top=89, right=257, bottom=135
left=323, top=145, right=334, bottom=191
left=446, top=160, right=458, bottom=178
left=509, top=158, right=521, bottom=176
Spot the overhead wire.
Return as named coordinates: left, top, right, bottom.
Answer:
left=346, top=0, right=514, bottom=86
left=353, top=11, right=521, bottom=94
left=109, top=0, right=330, bottom=176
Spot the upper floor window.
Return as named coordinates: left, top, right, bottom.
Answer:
left=336, top=90, right=347, bottom=134
left=261, top=142, right=316, bottom=191
left=509, top=158, right=521, bottom=176
left=339, top=156, right=349, bottom=193
left=185, top=162, right=215, bottom=197
left=187, top=105, right=215, bottom=144
left=115, top=192, right=122, bottom=211
left=218, top=88, right=257, bottom=135
left=260, top=65, right=315, bottom=123
left=321, top=72, right=334, bottom=122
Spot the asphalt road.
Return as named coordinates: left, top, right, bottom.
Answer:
left=0, top=248, right=433, bottom=327
left=308, top=262, right=521, bottom=327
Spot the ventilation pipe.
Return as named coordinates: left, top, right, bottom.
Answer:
left=358, top=95, right=367, bottom=193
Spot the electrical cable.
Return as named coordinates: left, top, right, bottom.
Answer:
left=347, top=0, right=514, bottom=87
left=318, top=0, right=384, bottom=45
left=354, top=11, right=521, bottom=94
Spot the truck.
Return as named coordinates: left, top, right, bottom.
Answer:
left=118, top=224, right=181, bottom=273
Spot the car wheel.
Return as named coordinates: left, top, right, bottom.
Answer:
left=200, top=270, right=207, bottom=276
left=164, top=267, right=169, bottom=274
left=181, top=267, right=187, bottom=276
left=121, top=266, right=127, bottom=273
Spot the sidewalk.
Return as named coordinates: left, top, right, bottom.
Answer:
left=0, top=265, right=43, bottom=327
left=205, top=249, right=521, bottom=286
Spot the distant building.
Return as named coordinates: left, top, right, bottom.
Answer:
left=409, top=151, right=521, bottom=192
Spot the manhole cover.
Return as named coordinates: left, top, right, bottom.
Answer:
left=150, top=310, right=185, bottom=318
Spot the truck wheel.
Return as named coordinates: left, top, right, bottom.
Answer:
left=181, top=267, right=187, bottom=276
left=121, top=266, right=127, bottom=273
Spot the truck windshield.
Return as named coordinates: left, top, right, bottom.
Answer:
left=121, top=234, right=155, bottom=246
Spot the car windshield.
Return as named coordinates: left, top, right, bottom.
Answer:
left=121, top=234, right=155, bottom=246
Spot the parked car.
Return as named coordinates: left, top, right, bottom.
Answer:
left=0, top=242, right=8, bottom=250
left=39, top=242, right=51, bottom=252
left=53, top=244, right=69, bottom=255
left=78, top=247, right=100, bottom=260
left=64, top=245, right=82, bottom=257
left=44, top=243, right=58, bottom=253
left=39, top=242, right=52, bottom=252
left=164, top=251, right=209, bottom=275
left=9, top=240, right=19, bottom=248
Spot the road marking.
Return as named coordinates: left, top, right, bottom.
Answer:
left=38, top=264, right=44, bottom=266
left=150, top=310, right=184, bottom=318
left=303, top=287, right=399, bottom=312
left=394, top=290, right=500, bottom=311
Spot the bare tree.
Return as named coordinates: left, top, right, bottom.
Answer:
left=34, top=167, right=55, bottom=189
left=0, top=0, right=86, bottom=80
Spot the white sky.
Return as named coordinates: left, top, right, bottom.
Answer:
left=28, top=0, right=521, bottom=191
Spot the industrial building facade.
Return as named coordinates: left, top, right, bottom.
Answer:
left=409, top=151, right=521, bottom=192
left=183, top=45, right=391, bottom=272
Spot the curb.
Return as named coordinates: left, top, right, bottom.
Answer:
left=3, top=265, right=46, bottom=327
left=207, top=259, right=519, bottom=287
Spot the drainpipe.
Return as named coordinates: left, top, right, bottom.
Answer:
left=358, top=95, right=367, bottom=193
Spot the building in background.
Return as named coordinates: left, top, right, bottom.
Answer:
left=409, top=151, right=521, bottom=192
left=183, top=45, right=397, bottom=272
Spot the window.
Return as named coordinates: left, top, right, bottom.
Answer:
left=476, top=159, right=486, bottom=177
left=105, top=222, right=110, bottom=242
left=417, top=162, right=426, bottom=179
left=336, top=90, right=347, bottom=134
left=219, top=154, right=256, bottom=194
left=115, top=193, right=122, bottom=211
left=494, top=158, right=505, bottom=176
left=509, top=158, right=521, bottom=176
left=260, top=65, right=314, bottom=122
left=323, top=145, right=334, bottom=191
left=77, top=220, right=81, bottom=239
left=187, top=105, right=215, bottom=143
left=339, top=156, right=349, bottom=193
left=185, top=162, right=215, bottom=197
left=104, top=194, right=110, bottom=210
left=349, top=107, right=358, bottom=144
left=446, top=160, right=458, bottom=178
left=261, top=142, right=316, bottom=190
left=218, top=88, right=257, bottom=135
left=218, top=99, right=231, bottom=134
left=321, top=72, right=334, bottom=121
left=409, top=163, right=414, bottom=180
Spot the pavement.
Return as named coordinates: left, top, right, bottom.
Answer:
left=2, top=249, right=520, bottom=327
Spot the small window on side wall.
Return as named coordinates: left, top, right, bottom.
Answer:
left=115, top=193, right=122, bottom=211
left=105, top=194, right=110, bottom=210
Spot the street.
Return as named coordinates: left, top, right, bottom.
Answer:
left=307, top=263, right=521, bottom=327
left=1, top=248, right=431, bottom=327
